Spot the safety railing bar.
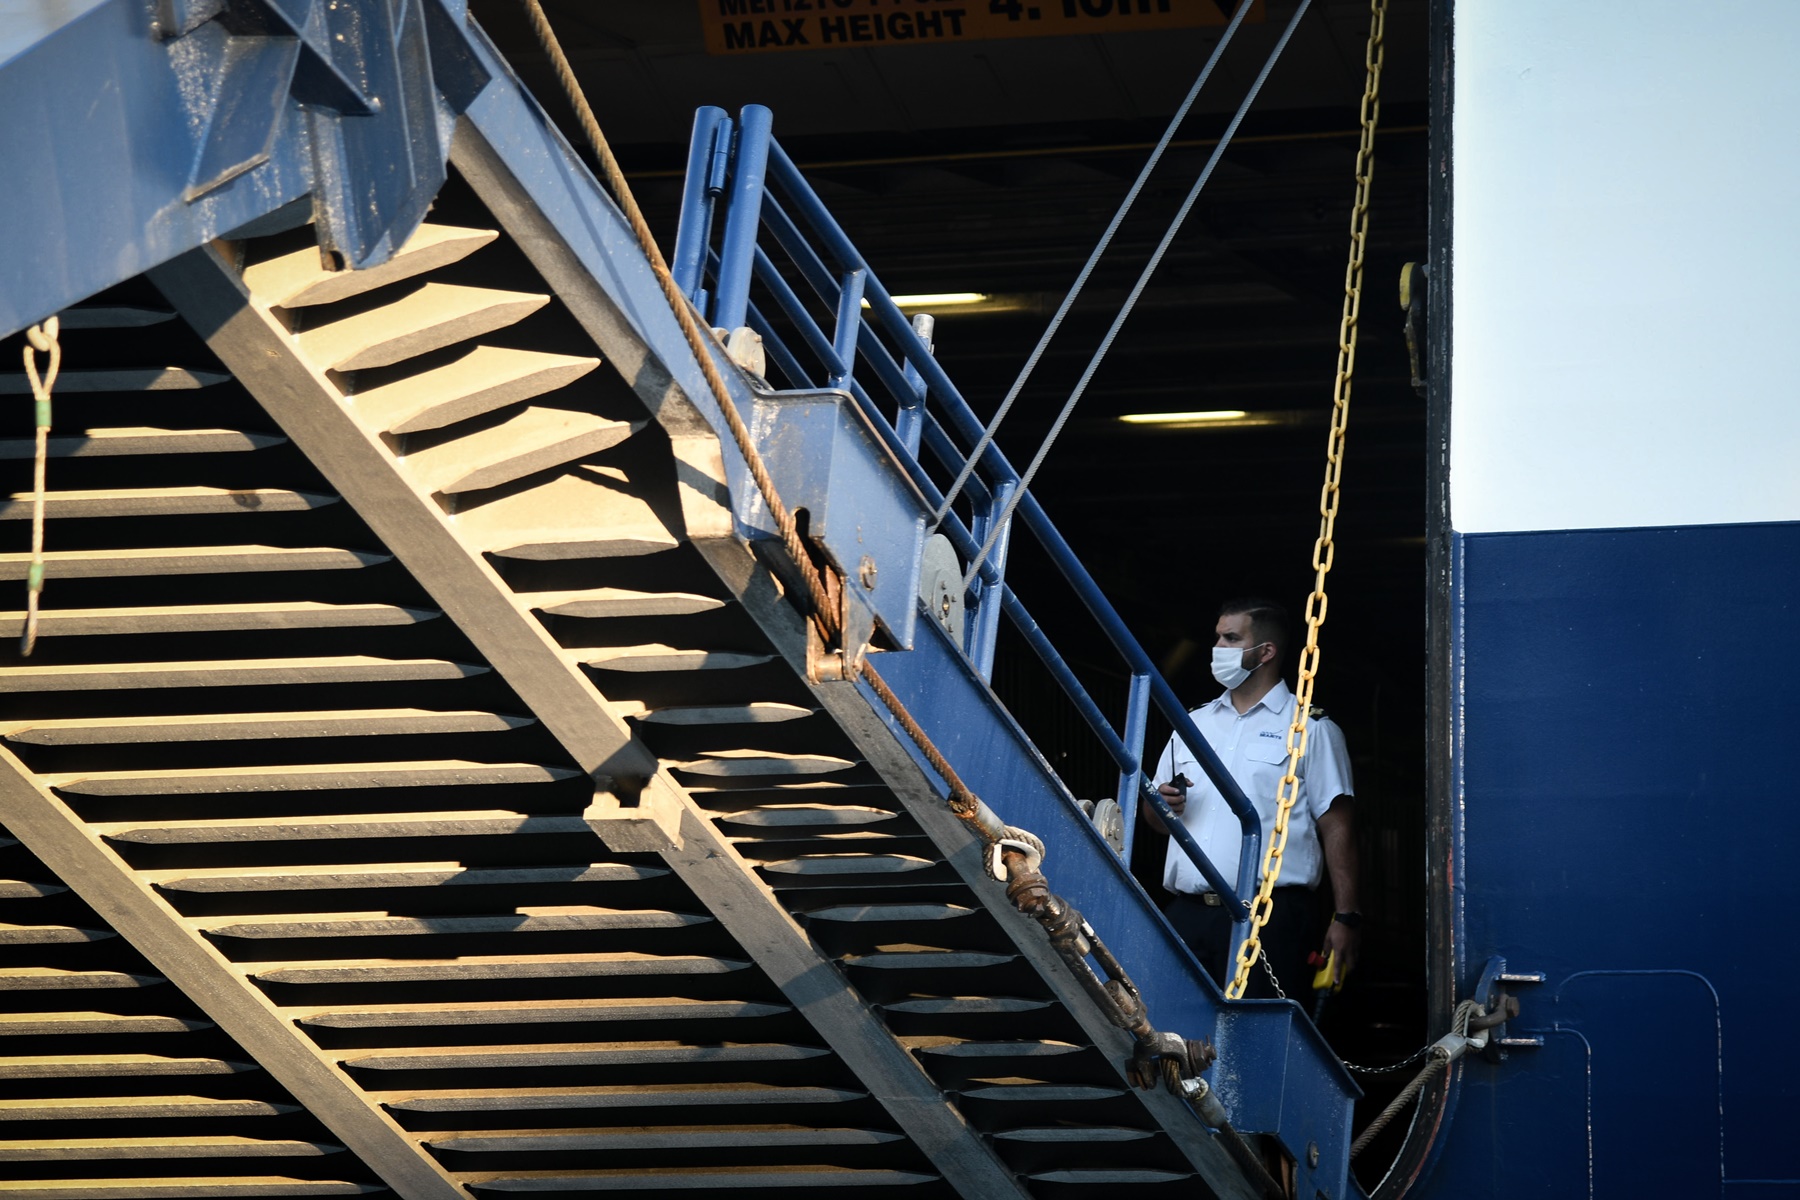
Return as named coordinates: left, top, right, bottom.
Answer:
left=758, top=134, right=1263, bottom=900
left=760, top=192, right=926, bottom=437
left=760, top=191, right=849, bottom=322
left=712, top=105, right=773, bottom=332
left=1141, top=783, right=1249, bottom=916
left=749, top=245, right=848, bottom=379
left=671, top=105, right=729, bottom=303
left=746, top=296, right=815, bottom=393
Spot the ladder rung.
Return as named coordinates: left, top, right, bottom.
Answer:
left=404, top=407, right=640, bottom=495
left=199, top=906, right=708, bottom=940
left=0, top=881, right=64, bottom=900
left=577, top=645, right=772, bottom=673
left=3, top=708, right=528, bottom=746
left=251, top=952, right=751, bottom=986
left=716, top=805, right=896, bottom=828
left=379, top=1084, right=864, bottom=1113
left=94, top=810, right=589, bottom=845
left=0, top=969, right=161, bottom=991
left=0, top=1179, right=378, bottom=1198
left=0, top=924, right=113, bottom=944
left=0, top=602, right=435, bottom=640
left=0, top=487, right=333, bottom=521
left=0, top=1056, right=251, bottom=1080
left=347, top=345, right=600, bottom=435
left=759, top=855, right=933, bottom=876
left=245, top=223, right=498, bottom=308
left=54, top=305, right=176, bottom=329
left=521, top=588, right=726, bottom=619
left=456, top=469, right=678, bottom=560
left=0, top=1013, right=209, bottom=1036
left=0, top=428, right=283, bottom=459
left=0, top=545, right=388, bottom=580
left=428, top=1127, right=902, bottom=1154
left=299, top=283, right=548, bottom=372
left=669, top=751, right=855, bottom=776
left=461, top=1168, right=932, bottom=1192
left=308, top=997, right=779, bottom=1031
left=340, top=1041, right=825, bottom=1070
left=0, top=656, right=486, bottom=693
left=0, top=1136, right=342, bottom=1162
left=146, top=862, right=662, bottom=893
left=46, top=760, right=579, bottom=796
left=0, top=368, right=228, bottom=394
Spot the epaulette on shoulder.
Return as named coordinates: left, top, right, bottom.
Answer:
left=1307, top=704, right=1329, bottom=720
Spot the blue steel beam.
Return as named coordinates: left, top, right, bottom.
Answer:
left=0, top=0, right=485, bottom=340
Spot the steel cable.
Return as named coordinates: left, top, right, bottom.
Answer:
left=960, top=0, right=1316, bottom=591
left=929, top=0, right=1257, bottom=534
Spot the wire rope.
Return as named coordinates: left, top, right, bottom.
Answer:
left=960, top=0, right=1315, bottom=591
left=929, top=0, right=1257, bottom=533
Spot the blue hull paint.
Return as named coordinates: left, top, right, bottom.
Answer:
left=1416, top=522, right=1800, bottom=1199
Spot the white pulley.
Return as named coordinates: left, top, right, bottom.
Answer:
left=1091, top=797, right=1125, bottom=855
left=919, top=533, right=965, bottom=642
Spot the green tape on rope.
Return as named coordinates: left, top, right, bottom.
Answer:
left=35, top=399, right=50, bottom=427
left=26, top=562, right=43, bottom=592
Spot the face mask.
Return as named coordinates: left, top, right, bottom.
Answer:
left=1211, top=643, right=1267, bottom=690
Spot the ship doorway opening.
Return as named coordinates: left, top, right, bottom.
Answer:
left=481, top=0, right=1433, bottom=1178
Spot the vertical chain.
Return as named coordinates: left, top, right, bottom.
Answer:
left=1226, top=0, right=1385, bottom=1000
left=20, top=318, right=60, bottom=656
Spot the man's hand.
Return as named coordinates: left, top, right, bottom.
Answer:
left=1157, top=782, right=1187, bottom=816
left=1322, top=918, right=1360, bottom=985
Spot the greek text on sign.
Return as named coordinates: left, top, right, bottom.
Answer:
left=700, top=0, right=1259, bottom=56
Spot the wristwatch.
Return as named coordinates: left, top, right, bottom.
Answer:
left=1332, top=911, right=1363, bottom=930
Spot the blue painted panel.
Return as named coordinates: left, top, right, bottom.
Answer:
left=1417, top=522, right=1800, bottom=1199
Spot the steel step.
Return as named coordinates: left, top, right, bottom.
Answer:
left=0, top=487, right=334, bottom=520
left=0, top=1013, right=209, bottom=1036
left=0, top=1056, right=252, bottom=1080
left=0, top=1137, right=345, bottom=1162
left=0, top=1180, right=379, bottom=1198
left=250, top=953, right=755, bottom=986
left=0, top=969, right=162, bottom=991
left=298, top=284, right=549, bottom=373
left=246, top=224, right=499, bottom=309
left=46, top=760, right=579, bottom=796
left=0, top=545, right=388, bottom=579
left=3, top=708, right=524, bottom=746
left=348, top=345, right=601, bottom=436
left=144, top=862, right=663, bottom=893
left=0, top=656, right=486, bottom=693
left=0, top=602, right=437, bottom=640
left=403, top=407, right=640, bottom=495
left=0, top=428, right=284, bottom=459
left=454, top=470, right=679, bottom=559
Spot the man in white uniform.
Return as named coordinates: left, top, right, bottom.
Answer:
left=1141, top=598, right=1360, bottom=1001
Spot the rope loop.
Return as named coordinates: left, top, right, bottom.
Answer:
left=20, top=318, right=59, bottom=656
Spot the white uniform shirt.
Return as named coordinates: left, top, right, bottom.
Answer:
left=1154, top=680, right=1353, bottom=894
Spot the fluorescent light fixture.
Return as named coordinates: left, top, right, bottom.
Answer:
left=861, top=292, right=990, bottom=308
left=1118, top=410, right=1250, bottom=426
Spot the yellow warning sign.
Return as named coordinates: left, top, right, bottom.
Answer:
left=700, top=0, right=1259, bottom=56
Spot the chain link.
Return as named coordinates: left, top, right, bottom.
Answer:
left=1226, top=0, right=1386, bottom=1000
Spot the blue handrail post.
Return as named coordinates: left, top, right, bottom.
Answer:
left=712, top=104, right=774, bottom=331
left=896, top=313, right=933, bottom=456
left=1118, top=671, right=1151, bottom=860
left=968, top=478, right=1015, bottom=678
left=829, top=268, right=866, bottom=391
left=671, top=106, right=731, bottom=308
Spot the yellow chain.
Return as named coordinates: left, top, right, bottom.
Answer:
left=1226, top=0, right=1385, bottom=1000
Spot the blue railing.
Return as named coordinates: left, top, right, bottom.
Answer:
left=673, top=104, right=1263, bottom=927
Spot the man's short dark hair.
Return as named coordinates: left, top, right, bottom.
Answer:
left=1219, top=597, right=1292, bottom=665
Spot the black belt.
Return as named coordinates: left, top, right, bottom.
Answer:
left=1178, top=884, right=1310, bottom=907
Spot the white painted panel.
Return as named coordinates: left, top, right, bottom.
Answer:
left=1451, top=1, right=1800, bottom=534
